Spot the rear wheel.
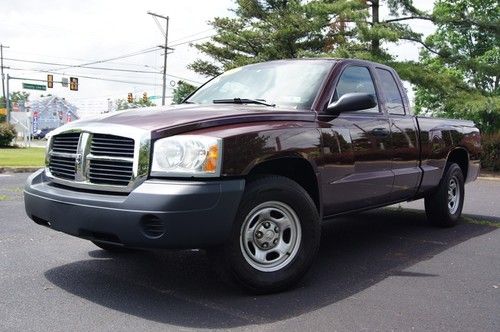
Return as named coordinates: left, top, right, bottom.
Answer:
left=424, top=163, right=465, bottom=227
left=212, top=175, right=321, bottom=294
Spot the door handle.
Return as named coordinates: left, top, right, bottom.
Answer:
left=371, top=127, right=390, bottom=137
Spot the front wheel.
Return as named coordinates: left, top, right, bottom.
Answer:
left=213, top=175, right=321, bottom=294
left=425, top=163, right=465, bottom=227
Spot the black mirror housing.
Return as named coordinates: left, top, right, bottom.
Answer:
left=326, top=93, right=377, bottom=114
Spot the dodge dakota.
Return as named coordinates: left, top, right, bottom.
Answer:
left=24, top=59, right=481, bottom=293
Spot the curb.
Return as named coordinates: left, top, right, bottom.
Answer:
left=0, top=167, right=41, bottom=174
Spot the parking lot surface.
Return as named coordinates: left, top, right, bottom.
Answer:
left=1, top=173, right=499, bottom=331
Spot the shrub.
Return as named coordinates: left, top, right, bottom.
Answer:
left=481, top=132, right=500, bottom=171
left=0, top=122, right=17, bottom=147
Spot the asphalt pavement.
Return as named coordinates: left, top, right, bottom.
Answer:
left=0, top=173, right=498, bottom=331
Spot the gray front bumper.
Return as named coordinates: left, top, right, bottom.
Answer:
left=24, top=169, right=245, bottom=249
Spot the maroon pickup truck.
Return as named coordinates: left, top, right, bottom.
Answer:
left=24, top=59, right=481, bottom=293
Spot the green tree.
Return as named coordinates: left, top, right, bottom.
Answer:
left=172, top=81, right=197, bottom=104
left=414, top=0, right=500, bottom=133
left=190, top=0, right=434, bottom=76
left=10, top=91, right=30, bottom=103
left=115, top=97, right=156, bottom=111
left=189, top=0, right=369, bottom=76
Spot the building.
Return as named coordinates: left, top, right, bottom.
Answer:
left=28, top=96, right=79, bottom=133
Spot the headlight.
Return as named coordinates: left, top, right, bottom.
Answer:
left=151, top=135, right=222, bottom=177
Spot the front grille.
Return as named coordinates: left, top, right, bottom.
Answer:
left=47, top=130, right=142, bottom=191
left=90, top=134, right=134, bottom=158
left=89, top=159, right=134, bottom=186
left=51, top=133, right=80, bottom=153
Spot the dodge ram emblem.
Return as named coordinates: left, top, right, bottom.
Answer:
left=75, top=154, right=83, bottom=166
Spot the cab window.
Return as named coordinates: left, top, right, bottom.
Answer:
left=376, top=68, right=405, bottom=115
left=332, top=66, right=379, bottom=113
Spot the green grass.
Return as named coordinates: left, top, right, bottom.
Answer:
left=462, top=216, right=500, bottom=228
left=0, top=147, right=45, bottom=167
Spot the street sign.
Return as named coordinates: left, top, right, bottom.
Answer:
left=22, top=83, right=46, bottom=91
left=61, top=77, right=68, bottom=87
left=0, top=108, right=6, bottom=115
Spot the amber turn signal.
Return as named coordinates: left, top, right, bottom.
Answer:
left=203, top=145, right=219, bottom=173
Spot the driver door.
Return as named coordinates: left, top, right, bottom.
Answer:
left=319, top=65, right=394, bottom=215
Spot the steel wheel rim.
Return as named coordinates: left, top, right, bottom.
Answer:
left=240, top=201, right=302, bottom=272
left=447, top=176, right=460, bottom=214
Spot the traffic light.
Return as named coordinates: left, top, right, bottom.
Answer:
left=127, top=93, right=133, bottom=103
left=47, top=74, right=54, bottom=89
left=69, top=77, right=78, bottom=91
left=143, top=92, right=148, bottom=103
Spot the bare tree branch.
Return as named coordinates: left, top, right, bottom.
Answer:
left=384, top=16, right=433, bottom=23
left=400, top=37, right=441, bottom=56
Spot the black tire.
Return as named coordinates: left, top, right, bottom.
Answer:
left=212, top=175, right=321, bottom=294
left=92, top=241, right=132, bottom=252
left=424, top=163, right=465, bottom=227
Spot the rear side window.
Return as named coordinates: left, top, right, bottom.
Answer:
left=376, top=68, right=405, bottom=115
left=333, top=66, right=379, bottom=113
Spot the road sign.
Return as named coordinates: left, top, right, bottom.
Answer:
left=0, top=108, right=6, bottom=115
left=61, top=77, right=68, bottom=87
left=22, top=83, right=46, bottom=91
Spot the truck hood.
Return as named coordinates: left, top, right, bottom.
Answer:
left=65, top=104, right=316, bottom=138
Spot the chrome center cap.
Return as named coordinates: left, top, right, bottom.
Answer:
left=254, top=220, right=280, bottom=250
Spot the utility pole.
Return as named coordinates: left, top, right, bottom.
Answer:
left=5, top=74, right=10, bottom=123
left=1, top=44, right=10, bottom=109
left=147, top=11, right=170, bottom=106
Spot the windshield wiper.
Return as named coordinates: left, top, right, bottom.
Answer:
left=213, top=98, right=276, bottom=107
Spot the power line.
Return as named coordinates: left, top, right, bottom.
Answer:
left=48, top=46, right=161, bottom=72
left=8, top=67, right=162, bottom=86
left=4, top=58, right=162, bottom=74
left=169, top=28, right=215, bottom=44
left=170, top=35, right=215, bottom=47
left=7, top=50, right=162, bottom=69
left=8, top=66, right=202, bottom=85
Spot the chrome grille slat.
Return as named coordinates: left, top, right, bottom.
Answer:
left=89, top=169, right=132, bottom=176
left=86, top=163, right=133, bottom=170
left=50, top=157, right=75, bottom=165
left=92, top=141, right=135, bottom=147
left=89, top=167, right=132, bottom=174
left=91, top=136, right=134, bottom=142
left=91, top=150, right=134, bottom=156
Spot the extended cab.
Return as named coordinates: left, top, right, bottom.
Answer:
left=24, top=59, right=481, bottom=293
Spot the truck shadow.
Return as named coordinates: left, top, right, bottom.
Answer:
left=44, top=208, right=498, bottom=328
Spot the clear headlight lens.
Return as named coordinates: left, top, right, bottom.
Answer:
left=151, top=135, right=222, bottom=177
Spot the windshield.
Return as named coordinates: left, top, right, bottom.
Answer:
left=187, top=60, right=334, bottom=109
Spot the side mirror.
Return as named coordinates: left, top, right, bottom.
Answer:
left=326, top=93, right=377, bottom=114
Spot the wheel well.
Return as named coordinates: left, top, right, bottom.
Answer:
left=447, top=148, right=469, bottom=179
left=246, top=158, right=320, bottom=213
